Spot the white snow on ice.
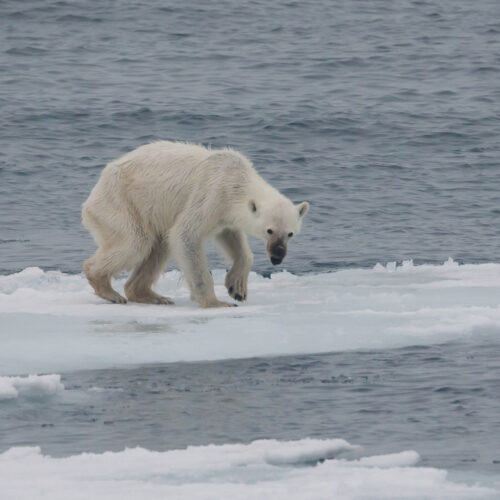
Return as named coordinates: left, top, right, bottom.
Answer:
left=0, top=374, right=64, bottom=400
left=0, top=438, right=496, bottom=500
left=2, top=259, right=500, bottom=374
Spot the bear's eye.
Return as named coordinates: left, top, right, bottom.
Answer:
left=267, top=229, right=273, bottom=235
left=288, top=232, right=294, bottom=238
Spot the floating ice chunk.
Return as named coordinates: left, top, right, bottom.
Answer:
left=87, top=386, right=123, bottom=393
left=0, top=379, right=18, bottom=400
left=373, top=257, right=462, bottom=274
left=386, top=261, right=397, bottom=272
left=347, top=450, right=420, bottom=467
left=443, top=257, right=460, bottom=269
left=0, top=374, right=64, bottom=400
left=2, top=260, right=500, bottom=374
left=240, top=438, right=358, bottom=465
left=0, top=439, right=496, bottom=500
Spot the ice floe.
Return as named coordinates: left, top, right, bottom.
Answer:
left=0, top=374, right=64, bottom=400
left=0, top=438, right=496, bottom=499
left=2, top=259, right=500, bottom=374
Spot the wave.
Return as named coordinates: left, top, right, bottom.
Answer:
left=0, top=438, right=495, bottom=499
left=2, top=259, right=500, bottom=374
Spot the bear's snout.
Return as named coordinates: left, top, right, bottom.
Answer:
left=269, top=242, right=286, bottom=265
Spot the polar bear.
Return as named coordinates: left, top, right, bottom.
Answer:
left=82, top=141, right=309, bottom=307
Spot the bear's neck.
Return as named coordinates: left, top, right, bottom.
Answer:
left=247, top=173, right=281, bottom=201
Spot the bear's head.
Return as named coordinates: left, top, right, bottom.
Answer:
left=247, top=197, right=309, bottom=265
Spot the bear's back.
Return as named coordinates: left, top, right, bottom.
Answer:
left=114, top=141, right=211, bottom=173
left=110, top=141, right=254, bottom=185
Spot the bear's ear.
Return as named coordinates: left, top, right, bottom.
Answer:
left=249, top=199, right=258, bottom=214
left=297, top=201, right=309, bottom=218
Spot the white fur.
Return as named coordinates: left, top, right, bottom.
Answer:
left=82, top=141, right=309, bottom=307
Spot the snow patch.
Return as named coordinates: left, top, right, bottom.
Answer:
left=0, top=439, right=495, bottom=500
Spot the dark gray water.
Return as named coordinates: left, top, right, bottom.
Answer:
left=2, top=340, right=500, bottom=474
left=1, top=0, right=500, bottom=483
left=1, top=0, right=500, bottom=274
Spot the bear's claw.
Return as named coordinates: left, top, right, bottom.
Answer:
left=225, top=274, right=248, bottom=302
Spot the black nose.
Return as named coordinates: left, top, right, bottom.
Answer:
left=271, top=257, right=282, bottom=265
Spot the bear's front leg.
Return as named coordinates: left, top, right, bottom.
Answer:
left=225, top=266, right=250, bottom=302
left=216, top=229, right=253, bottom=302
left=172, top=226, right=236, bottom=308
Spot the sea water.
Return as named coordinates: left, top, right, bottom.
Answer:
left=1, top=0, right=500, bottom=498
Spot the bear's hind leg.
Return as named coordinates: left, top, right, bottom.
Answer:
left=216, top=229, right=253, bottom=302
left=84, top=246, right=133, bottom=304
left=124, top=237, right=173, bottom=305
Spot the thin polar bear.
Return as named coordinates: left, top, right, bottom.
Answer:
left=82, top=141, right=309, bottom=307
